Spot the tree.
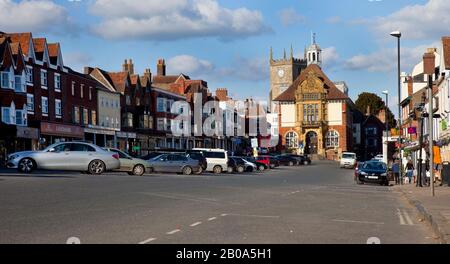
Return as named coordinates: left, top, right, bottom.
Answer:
left=355, top=92, right=396, bottom=128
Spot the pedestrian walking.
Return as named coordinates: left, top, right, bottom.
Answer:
left=405, top=159, right=414, bottom=184
left=392, top=159, right=400, bottom=185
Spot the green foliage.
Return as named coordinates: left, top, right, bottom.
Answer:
left=355, top=92, right=397, bottom=128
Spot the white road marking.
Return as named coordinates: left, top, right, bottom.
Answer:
left=221, top=214, right=228, bottom=217
left=332, top=219, right=385, bottom=225
left=208, top=217, right=217, bottom=221
left=166, top=229, right=181, bottom=235
left=139, top=238, right=156, bottom=244
left=190, top=222, right=202, bottom=227
left=398, top=209, right=414, bottom=225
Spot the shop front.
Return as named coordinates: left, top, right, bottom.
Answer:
left=0, top=124, right=39, bottom=166
left=84, top=127, right=118, bottom=148
left=116, top=131, right=137, bottom=154
left=39, top=122, right=84, bottom=149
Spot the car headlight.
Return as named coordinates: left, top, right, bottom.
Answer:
left=381, top=173, right=387, bottom=177
left=9, top=154, right=19, bottom=160
left=360, top=172, right=368, bottom=176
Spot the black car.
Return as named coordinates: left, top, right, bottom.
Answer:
left=227, top=157, right=246, bottom=173
left=240, top=156, right=267, bottom=171
left=281, top=154, right=311, bottom=165
left=356, top=160, right=389, bottom=186
left=185, top=152, right=207, bottom=173
left=274, top=155, right=299, bottom=166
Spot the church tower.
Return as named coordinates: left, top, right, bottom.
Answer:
left=269, top=46, right=307, bottom=108
left=306, top=33, right=322, bottom=66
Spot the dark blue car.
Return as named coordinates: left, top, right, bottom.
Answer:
left=356, top=160, right=389, bottom=186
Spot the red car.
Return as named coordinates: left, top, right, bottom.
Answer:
left=256, top=156, right=279, bottom=169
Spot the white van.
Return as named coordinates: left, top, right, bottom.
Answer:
left=340, top=152, right=357, bottom=169
left=192, top=148, right=228, bottom=174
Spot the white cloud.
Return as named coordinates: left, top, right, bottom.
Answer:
left=326, top=16, right=341, bottom=24
left=90, top=0, right=270, bottom=41
left=0, top=0, right=73, bottom=34
left=343, top=42, right=440, bottom=72
left=373, top=0, right=450, bottom=40
left=322, top=46, right=340, bottom=69
left=164, top=54, right=268, bottom=82
left=166, top=55, right=214, bottom=76
left=278, top=8, right=306, bottom=26
left=64, top=51, right=93, bottom=72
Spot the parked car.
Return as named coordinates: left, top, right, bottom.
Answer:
left=240, top=156, right=267, bottom=171
left=256, top=156, right=279, bottom=169
left=356, top=160, right=389, bottom=186
left=7, top=142, right=120, bottom=174
left=281, top=154, right=311, bottom=165
left=147, top=154, right=201, bottom=175
left=185, top=151, right=207, bottom=174
left=275, top=155, right=299, bottom=166
left=227, top=157, right=246, bottom=173
left=373, top=154, right=384, bottom=162
left=192, top=148, right=228, bottom=174
left=232, top=157, right=257, bottom=172
left=340, top=152, right=357, bottom=169
left=104, top=148, right=149, bottom=176
left=140, top=152, right=164, bottom=161
left=355, top=162, right=364, bottom=182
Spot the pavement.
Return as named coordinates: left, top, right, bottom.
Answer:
left=0, top=161, right=439, bottom=244
left=393, top=182, right=450, bottom=244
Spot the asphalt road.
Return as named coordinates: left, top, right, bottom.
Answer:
left=0, top=161, right=437, bottom=244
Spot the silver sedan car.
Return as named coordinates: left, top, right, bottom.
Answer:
left=147, top=154, right=201, bottom=175
left=7, top=142, right=120, bottom=174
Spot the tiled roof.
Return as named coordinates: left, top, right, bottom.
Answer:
left=153, top=75, right=179, bottom=84
left=107, top=72, right=129, bottom=93
left=140, top=76, right=150, bottom=87
left=32, top=38, right=46, bottom=53
left=130, top=74, right=140, bottom=86
left=274, top=64, right=348, bottom=101
left=47, top=43, right=59, bottom=58
left=443, top=36, right=450, bottom=70
left=9, top=42, right=20, bottom=55
left=3, top=32, right=32, bottom=56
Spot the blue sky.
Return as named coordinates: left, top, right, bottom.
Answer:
left=1, top=0, right=447, bottom=111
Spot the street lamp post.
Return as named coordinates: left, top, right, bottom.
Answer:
left=390, top=31, right=403, bottom=184
left=382, top=90, right=389, bottom=165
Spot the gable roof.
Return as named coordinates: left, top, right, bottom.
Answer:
left=130, top=74, right=140, bottom=86
left=2, top=32, right=33, bottom=57
left=274, top=64, right=348, bottom=101
left=107, top=72, right=129, bottom=93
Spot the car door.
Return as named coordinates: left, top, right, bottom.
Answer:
left=151, top=154, right=168, bottom=172
left=38, top=143, right=72, bottom=170
left=111, top=149, right=132, bottom=171
left=66, top=143, right=95, bottom=171
left=167, top=155, right=183, bottom=173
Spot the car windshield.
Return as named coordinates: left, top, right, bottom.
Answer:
left=342, top=154, right=356, bottom=159
left=363, top=162, right=386, bottom=170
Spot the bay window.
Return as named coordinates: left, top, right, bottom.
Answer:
left=1, top=107, right=11, bottom=124
left=1, top=71, right=10, bottom=88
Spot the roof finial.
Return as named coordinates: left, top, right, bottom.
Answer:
left=283, top=48, right=286, bottom=59
left=270, top=46, right=273, bottom=61
left=313, top=32, right=316, bottom=45
left=290, top=44, right=293, bottom=59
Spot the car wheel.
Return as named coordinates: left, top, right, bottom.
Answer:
left=258, top=165, right=265, bottom=171
left=18, top=158, right=35, bottom=173
left=183, top=166, right=193, bottom=175
left=304, top=160, right=309, bottom=166
left=237, top=166, right=245, bottom=173
left=194, top=166, right=203, bottom=175
left=132, top=164, right=145, bottom=176
left=288, top=161, right=294, bottom=166
left=88, top=160, right=106, bottom=175
left=214, top=166, right=223, bottom=174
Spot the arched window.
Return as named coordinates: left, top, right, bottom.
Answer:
left=325, top=130, right=339, bottom=148
left=313, top=52, right=316, bottom=62
left=285, top=132, right=298, bottom=148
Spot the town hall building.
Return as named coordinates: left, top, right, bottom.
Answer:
left=271, top=36, right=355, bottom=160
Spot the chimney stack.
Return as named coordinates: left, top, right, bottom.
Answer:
left=122, top=59, right=134, bottom=75
left=423, top=50, right=436, bottom=76
left=157, top=59, right=166, bottom=76
left=144, top=68, right=152, bottom=81
left=216, top=88, right=229, bottom=101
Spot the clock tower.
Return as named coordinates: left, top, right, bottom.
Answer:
left=269, top=46, right=307, bottom=108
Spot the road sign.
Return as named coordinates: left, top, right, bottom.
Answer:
left=251, top=138, right=258, bottom=148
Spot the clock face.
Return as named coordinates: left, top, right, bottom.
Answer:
left=278, top=69, right=285, bottom=78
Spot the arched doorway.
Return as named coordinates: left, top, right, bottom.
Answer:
left=305, top=131, right=318, bottom=155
